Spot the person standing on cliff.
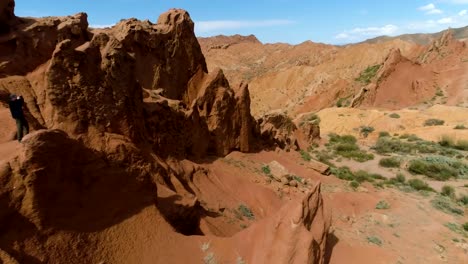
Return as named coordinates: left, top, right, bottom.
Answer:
left=8, top=94, right=29, bottom=142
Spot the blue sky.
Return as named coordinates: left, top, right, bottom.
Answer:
left=15, top=0, right=468, bottom=44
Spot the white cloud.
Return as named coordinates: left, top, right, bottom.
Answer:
left=335, top=24, right=399, bottom=40
left=437, top=17, right=454, bottom=23
left=419, top=3, right=443, bottom=14
left=459, top=10, right=468, bottom=16
left=442, top=0, right=468, bottom=4
left=196, top=20, right=294, bottom=33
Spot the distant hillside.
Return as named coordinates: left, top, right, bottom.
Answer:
left=363, top=26, right=468, bottom=45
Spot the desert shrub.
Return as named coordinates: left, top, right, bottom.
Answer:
left=408, top=159, right=458, bottom=181
left=350, top=181, right=360, bottom=189
left=459, top=195, right=468, bottom=206
left=379, top=131, right=391, bottom=138
left=374, top=137, right=413, bottom=154
left=389, top=113, right=400, bottom=119
left=261, top=165, right=271, bottom=175
left=356, top=65, right=381, bottom=84
left=441, top=185, right=456, bottom=199
left=238, top=204, right=255, bottom=220
left=431, top=196, right=464, bottom=215
left=376, top=200, right=390, bottom=210
left=360, top=126, right=375, bottom=138
left=329, top=133, right=357, bottom=144
left=315, top=151, right=334, bottom=166
left=407, top=134, right=421, bottom=142
left=464, top=223, right=468, bottom=232
left=455, top=140, right=468, bottom=151
left=439, top=135, right=455, bottom=148
left=454, top=124, right=467, bottom=130
left=399, top=134, right=410, bottom=139
left=367, top=236, right=383, bottom=246
left=408, top=179, right=434, bottom=192
left=300, top=150, right=312, bottom=161
left=379, top=157, right=401, bottom=168
left=331, top=167, right=355, bottom=181
left=424, top=118, right=445, bottom=126
left=329, top=134, right=374, bottom=162
left=395, top=173, right=406, bottom=183
left=336, top=98, right=349, bottom=108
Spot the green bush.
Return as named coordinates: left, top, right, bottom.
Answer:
left=376, top=200, right=390, bottom=210
left=431, top=196, right=464, bottom=216
left=329, top=134, right=357, bottom=144
left=350, top=181, right=360, bottom=189
left=379, top=131, right=391, bottom=138
left=238, top=204, right=255, bottom=220
left=424, top=119, right=445, bottom=126
left=408, top=159, right=458, bottom=181
left=463, top=223, right=468, bottom=232
left=441, top=185, right=456, bottom=199
left=356, top=65, right=381, bottom=84
left=454, top=124, right=466, bottom=130
left=389, top=113, right=400, bottom=119
left=330, top=134, right=374, bottom=162
left=459, top=195, right=468, bottom=206
left=408, top=179, right=434, bottom=192
left=367, top=236, right=383, bottom=246
left=300, top=150, right=312, bottom=161
left=379, top=157, right=401, bottom=168
left=360, top=126, right=375, bottom=138
left=395, top=173, right=406, bottom=183
left=261, top=165, right=271, bottom=175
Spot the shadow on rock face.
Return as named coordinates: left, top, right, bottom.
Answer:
left=0, top=129, right=158, bottom=233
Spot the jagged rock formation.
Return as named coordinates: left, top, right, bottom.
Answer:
left=0, top=3, right=329, bottom=263
left=258, top=112, right=300, bottom=151
left=0, top=0, right=15, bottom=34
left=419, top=30, right=466, bottom=63
left=235, top=183, right=331, bottom=264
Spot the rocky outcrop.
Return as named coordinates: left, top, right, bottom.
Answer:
left=0, top=0, right=16, bottom=34
left=419, top=30, right=466, bottom=63
left=0, top=6, right=258, bottom=155
left=235, top=183, right=331, bottom=264
left=258, top=112, right=299, bottom=151
left=0, top=130, right=157, bottom=231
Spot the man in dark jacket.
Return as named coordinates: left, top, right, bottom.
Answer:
left=8, top=94, right=29, bottom=142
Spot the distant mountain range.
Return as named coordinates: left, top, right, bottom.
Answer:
left=362, top=25, right=468, bottom=45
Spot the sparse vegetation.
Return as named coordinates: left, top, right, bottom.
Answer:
left=360, top=126, right=375, bottom=138
left=439, top=135, right=468, bottom=151
left=336, top=97, right=350, bottom=108
left=356, top=65, right=381, bottom=84
left=408, top=159, right=458, bottom=181
left=408, top=156, right=467, bottom=181
left=454, top=124, right=467, bottom=130
left=459, top=195, right=468, bottom=206
left=379, top=131, right=391, bottom=138
left=300, top=150, right=312, bottom=161
left=444, top=222, right=466, bottom=235
left=367, top=236, right=383, bottom=246
left=464, top=223, right=468, bottom=232
left=328, top=134, right=374, bottom=162
left=376, top=200, right=391, bottom=210
left=350, top=181, right=360, bottom=189
left=261, top=165, right=271, bottom=175
left=238, top=204, right=255, bottom=220
left=441, top=185, right=456, bottom=199
left=379, top=157, right=401, bottom=168
left=407, top=179, right=435, bottom=192
left=389, top=113, right=400, bottom=119
left=424, top=118, right=445, bottom=126
left=431, top=196, right=464, bottom=216
left=307, top=113, right=321, bottom=125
